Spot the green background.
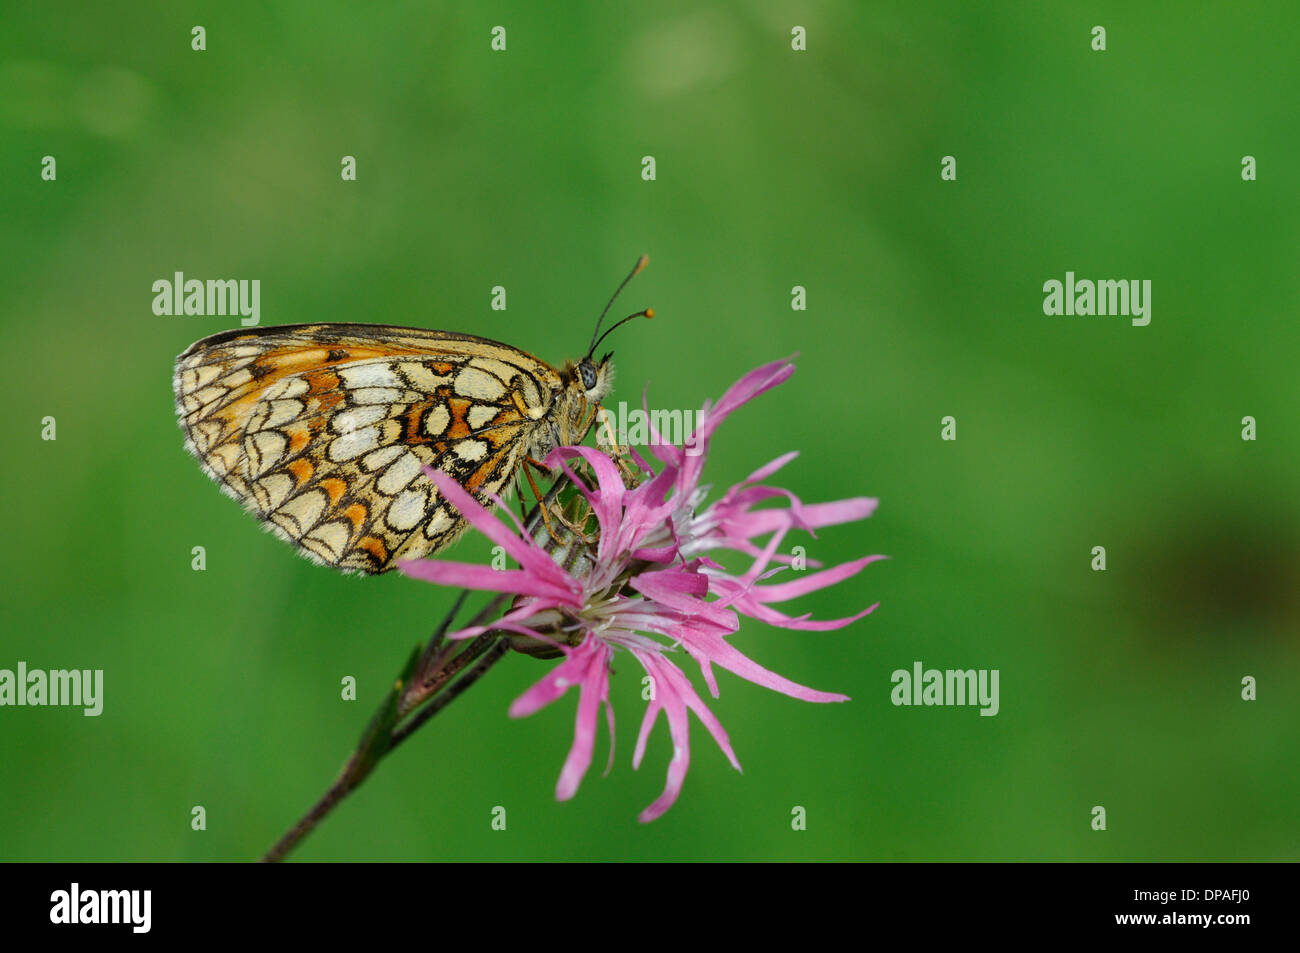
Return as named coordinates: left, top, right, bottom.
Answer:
left=1, top=1, right=1296, bottom=861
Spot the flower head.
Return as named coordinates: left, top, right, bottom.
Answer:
left=400, top=359, right=882, bottom=821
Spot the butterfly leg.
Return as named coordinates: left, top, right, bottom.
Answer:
left=521, top=457, right=563, bottom=544
left=526, top=456, right=602, bottom=548
left=524, top=455, right=605, bottom=549
left=593, top=404, right=640, bottom=483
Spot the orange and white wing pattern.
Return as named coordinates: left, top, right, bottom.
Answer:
left=174, top=323, right=563, bottom=573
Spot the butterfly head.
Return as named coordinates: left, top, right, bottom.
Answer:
left=548, top=256, right=654, bottom=448
left=567, top=303, right=650, bottom=409
left=566, top=352, right=616, bottom=403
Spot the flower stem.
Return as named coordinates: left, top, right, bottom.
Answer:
left=261, top=482, right=570, bottom=862
left=259, top=753, right=363, bottom=864
left=390, top=636, right=510, bottom=748
left=260, top=599, right=510, bottom=863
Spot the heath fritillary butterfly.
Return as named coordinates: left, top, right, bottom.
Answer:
left=173, top=258, right=651, bottom=574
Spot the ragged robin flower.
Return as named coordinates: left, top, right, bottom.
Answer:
left=400, top=358, right=883, bottom=821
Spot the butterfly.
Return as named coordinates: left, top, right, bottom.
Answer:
left=173, top=257, right=651, bottom=574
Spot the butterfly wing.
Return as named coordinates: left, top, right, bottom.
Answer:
left=174, top=323, right=561, bottom=573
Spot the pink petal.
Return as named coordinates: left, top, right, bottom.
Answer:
left=602, top=694, right=617, bottom=778
left=508, top=641, right=593, bottom=718
left=548, top=445, right=679, bottom=564
left=742, top=450, right=800, bottom=485
left=633, top=566, right=708, bottom=597
left=655, top=657, right=740, bottom=772
left=556, top=639, right=613, bottom=801
left=799, top=497, right=879, bottom=526
left=676, top=625, right=850, bottom=703
left=733, top=600, right=880, bottom=632
left=735, top=522, right=790, bottom=584
left=631, top=693, right=661, bottom=771
left=631, top=569, right=738, bottom=631
left=418, top=469, right=579, bottom=601
left=630, top=542, right=678, bottom=563
left=713, top=489, right=876, bottom=542
left=616, top=466, right=678, bottom=552
left=630, top=651, right=694, bottom=823
left=746, top=555, right=887, bottom=603
left=399, top=560, right=572, bottom=601
left=710, top=359, right=796, bottom=423
left=440, top=602, right=560, bottom=643
left=547, top=447, right=623, bottom=550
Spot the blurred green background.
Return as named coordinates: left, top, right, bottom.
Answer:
left=2, top=1, right=1297, bottom=861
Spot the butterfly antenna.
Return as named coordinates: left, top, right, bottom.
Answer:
left=587, top=254, right=649, bottom=358
left=589, top=308, right=654, bottom=360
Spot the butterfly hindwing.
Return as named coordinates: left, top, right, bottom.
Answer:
left=174, top=324, right=563, bottom=573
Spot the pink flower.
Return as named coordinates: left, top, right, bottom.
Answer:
left=400, top=360, right=883, bottom=821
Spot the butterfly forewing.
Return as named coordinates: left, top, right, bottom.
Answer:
left=174, top=323, right=566, bottom=573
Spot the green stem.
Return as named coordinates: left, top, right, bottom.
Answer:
left=261, top=481, right=572, bottom=862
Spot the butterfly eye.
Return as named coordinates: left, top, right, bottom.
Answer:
left=578, top=360, right=598, bottom=391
